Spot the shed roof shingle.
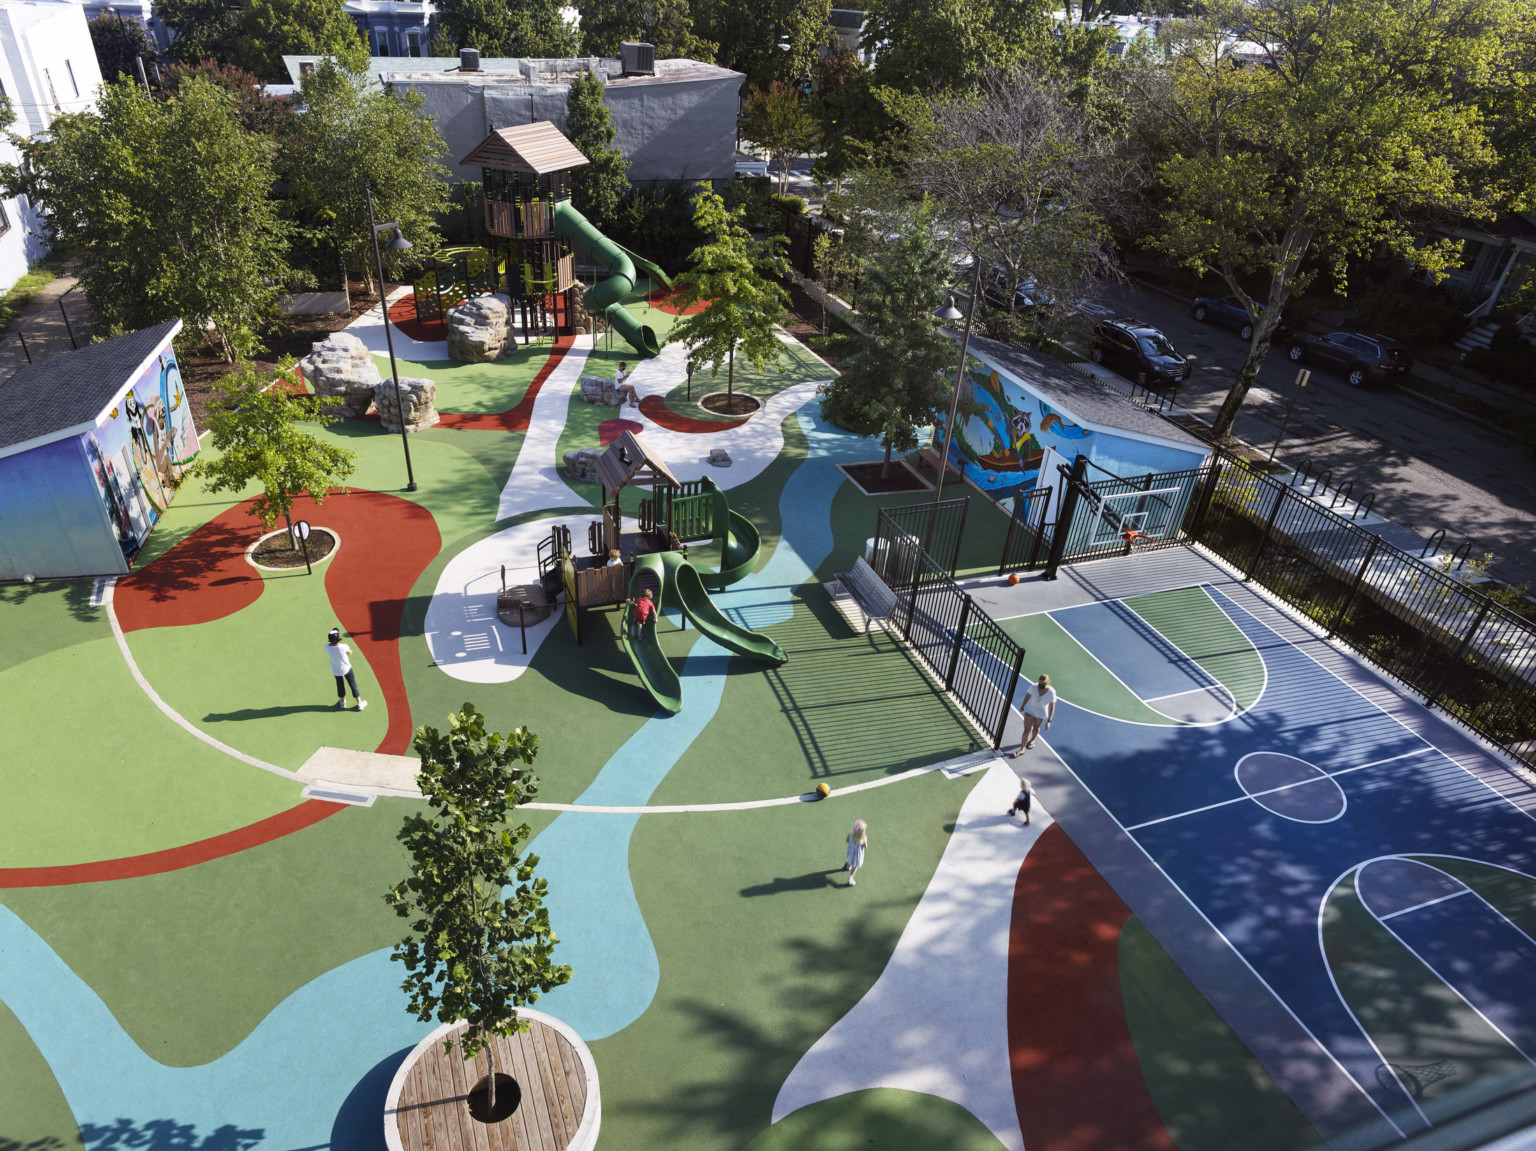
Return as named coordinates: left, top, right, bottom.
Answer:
left=0, top=320, right=182, bottom=457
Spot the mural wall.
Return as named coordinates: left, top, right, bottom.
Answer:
left=81, top=340, right=197, bottom=560
left=934, top=348, right=1205, bottom=505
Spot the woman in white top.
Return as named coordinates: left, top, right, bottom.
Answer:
left=1012, top=673, right=1055, bottom=757
left=844, top=819, right=869, bottom=886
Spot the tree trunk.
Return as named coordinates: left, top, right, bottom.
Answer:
left=881, top=437, right=892, bottom=480
left=1209, top=225, right=1315, bottom=440
left=727, top=345, right=735, bottom=399
left=340, top=248, right=351, bottom=311
left=284, top=509, right=296, bottom=550
left=486, top=1038, right=497, bottom=1111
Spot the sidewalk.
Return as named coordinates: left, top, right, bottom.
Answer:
left=0, top=267, right=95, bottom=384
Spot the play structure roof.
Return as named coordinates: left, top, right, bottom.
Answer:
left=595, top=431, right=682, bottom=493
left=961, top=331, right=1209, bottom=450
left=0, top=319, right=183, bottom=459
left=459, top=122, right=590, bottom=175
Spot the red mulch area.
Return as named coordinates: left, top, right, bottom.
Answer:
left=387, top=294, right=448, bottom=343
left=0, top=803, right=344, bottom=888
left=436, top=336, right=575, bottom=432
left=117, top=515, right=266, bottom=630
left=599, top=418, right=645, bottom=444
left=637, top=394, right=747, bottom=434
left=1009, top=824, right=1176, bottom=1151
left=646, top=287, right=709, bottom=315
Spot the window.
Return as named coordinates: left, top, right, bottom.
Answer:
left=373, top=28, right=393, bottom=55
left=66, top=60, right=78, bottom=98
left=407, top=30, right=421, bottom=56
left=300, top=61, right=316, bottom=76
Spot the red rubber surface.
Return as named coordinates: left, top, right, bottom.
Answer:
left=387, top=294, right=448, bottom=342
left=435, top=336, right=575, bottom=431
left=1009, top=824, right=1175, bottom=1151
left=0, top=801, right=345, bottom=888
left=117, top=512, right=266, bottom=632
left=646, top=287, right=709, bottom=315
left=637, top=394, right=747, bottom=434
left=599, top=418, right=644, bottom=444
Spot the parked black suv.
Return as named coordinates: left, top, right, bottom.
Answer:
left=1089, top=320, right=1191, bottom=387
left=1286, top=330, right=1413, bottom=387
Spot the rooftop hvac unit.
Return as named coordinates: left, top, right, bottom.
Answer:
left=620, top=42, right=655, bottom=76
left=459, top=47, right=481, bottom=72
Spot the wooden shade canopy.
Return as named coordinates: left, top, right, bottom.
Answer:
left=459, top=121, right=592, bottom=175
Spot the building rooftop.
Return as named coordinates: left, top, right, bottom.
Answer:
left=282, top=54, right=738, bottom=87
left=961, top=331, right=1209, bottom=450
left=0, top=320, right=182, bottom=457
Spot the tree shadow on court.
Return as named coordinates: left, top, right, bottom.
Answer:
left=79, top=1121, right=263, bottom=1151
left=0, top=577, right=99, bottom=623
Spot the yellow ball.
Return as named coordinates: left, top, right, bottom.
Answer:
left=815, top=782, right=831, bottom=798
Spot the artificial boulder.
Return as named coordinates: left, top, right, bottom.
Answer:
left=446, top=294, right=513, bottom=363
left=563, top=448, right=602, bottom=483
left=299, top=332, right=381, bottom=417
left=375, top=377, right=440, bottom=434
left=708, top=448, right=732, bottom=467
left=569, top=281, right=604, bottom=337
left=578, top=375, right=624, bottom=406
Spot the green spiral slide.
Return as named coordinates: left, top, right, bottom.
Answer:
left=552, top=200, right=672, bottom=358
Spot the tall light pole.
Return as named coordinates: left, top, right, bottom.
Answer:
left=930, top=257, right=984, bottom=511
left=365, top=184, right=417, bottom=492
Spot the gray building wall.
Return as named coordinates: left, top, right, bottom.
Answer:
left=388, top=63, right=744, bottom=184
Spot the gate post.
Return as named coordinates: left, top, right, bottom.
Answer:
left=1426, top=599, right=1493, bottom=710
left=1187, top=462, right=1222, bottom=541
left=1042, top=456, right=1089, bottom=582
left=945, top=595, right=973, bottom=690
left=1246, top=483, right=1287, bottom=581
left=993, top=647, right=1026, bottom=749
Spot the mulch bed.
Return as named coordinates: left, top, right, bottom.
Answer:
left=780, top=280, right=854, bottom=369
left=840, top=460, right=931, bottom=494
left=251, top=528, right=337, bottom=569
left=701, top=392, right=762, bottom=416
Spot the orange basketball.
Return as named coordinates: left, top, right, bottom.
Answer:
left=1008, top=573, right=1020, bottom=585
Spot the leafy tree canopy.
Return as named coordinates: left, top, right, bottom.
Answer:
left=435, top=0, right=581, bottom=57
left=739, top=81, right=819, bottom=193
left=1142, top=0, right=1515, bottom=438
left=189, top=358, right=358, bottom=533
left=229, top=0, right=368, bottom=82
left=577, top=0, right=717, bottom=60
left=280, top=60, right=452, bottom=290
left=565, top=70, right=631, bottom=228
left=809, top=49, right=895, bottom=184
left=165, top=60, right=297, bottom=136
left=819, top=204, right=955, bottom=477
left=694, top=0, right=831, bottom=86
left=88, top=14, right=157, bottom=82
left=157, top=0, right=241, bottom=65
left=2, top=77, right=294, bottom=360
left=386, top=706, right=570, bottom=1110
left=861, top=0, right=1052, bottom=93
left=668, top=183, right=789, bottom=396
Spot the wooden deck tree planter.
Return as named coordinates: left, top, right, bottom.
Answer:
left=384, top=1012, right=600, bottom=1151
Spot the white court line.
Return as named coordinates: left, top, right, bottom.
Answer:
left=1204, top=584, right=1536, bottom=831
left=101, top=578, right=301, bottom=783
left=1036, top=729, right=1409, bottom=1138
left=1125, top=747, right=1435, bottom=832
left=1378, top=890, right=1470, bottom=921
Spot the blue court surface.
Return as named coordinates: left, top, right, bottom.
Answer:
left=1040, top=583, right=1536, bottom=1141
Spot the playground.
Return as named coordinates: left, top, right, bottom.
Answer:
left=5, top=146, right=1536, bottom=1150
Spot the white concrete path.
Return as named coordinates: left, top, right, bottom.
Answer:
left=496, top=335, right=597, bottom=520
left=346, top=286, right=450, bottom=361
left=772, top=761, right=1045, bottom=1151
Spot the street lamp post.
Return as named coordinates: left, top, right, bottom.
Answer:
left=365, top=184, right=417, bottom=492
left=929, top=257, right=984, bottom=519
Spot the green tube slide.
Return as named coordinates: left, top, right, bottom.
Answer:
left=659, top=551, right=787, bottom=665
left=552, top=199, right=672, bottom=358
left=619, top=554, right=682, bottom=715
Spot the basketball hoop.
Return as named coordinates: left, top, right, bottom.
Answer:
left=1123, top=528, right=1157, bottom=556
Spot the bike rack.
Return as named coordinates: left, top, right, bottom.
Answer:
left=1309, top=468, right=1333, bottom=498
left=1450, top=539, right=1474, bottom=571
left=1329, top=480, right=1354, bottom=510
left=1353, top=492, right=1376, bottom=521
left=1420, top=528, right=1446, bottom=560
left=1293, top=459, right=1313, bottom=488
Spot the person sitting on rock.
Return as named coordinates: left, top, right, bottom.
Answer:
left=613, top=362, right=641, bottom=408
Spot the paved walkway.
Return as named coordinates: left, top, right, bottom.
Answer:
left=0, top=271, right=93, bottom=384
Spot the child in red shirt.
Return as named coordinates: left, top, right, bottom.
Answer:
left=630, top=588, right=656, bottom=638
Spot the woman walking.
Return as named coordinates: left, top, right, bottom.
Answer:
left=1012, top=673, right=1056, bottom=757
left=845, top=819, right=869, bottom=886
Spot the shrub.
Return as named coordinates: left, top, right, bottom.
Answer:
left=1346, top=285, right=1473, bottom=348
left=771, top=192, right=807, bottom=216
left=1490, top=322, right=1524, bottom=353
left=1465, top=346, right=1536, bottom=387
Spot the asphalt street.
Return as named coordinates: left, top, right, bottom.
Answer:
left=1086, top=282, right=1536, bottom=588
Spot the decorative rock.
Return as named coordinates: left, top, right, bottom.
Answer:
left=298, top=332, right=381, bottom=418
left=446, top=294, right=513, bottom=363
left=570, top=281, right=605, bottom=335
left=708, top=448, right=732, bottom=467
left=562, top=447, right=603, bottom=483
left=374, top=376, right=439, bottom=434
left=578, top=374, right=624, bottom=406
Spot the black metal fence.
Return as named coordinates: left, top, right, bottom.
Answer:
left=870, top=497, right=970, bottom=582
left=997, top=485, right=1055, bottom=575
left=1198, top=451, right=1536, bottom=767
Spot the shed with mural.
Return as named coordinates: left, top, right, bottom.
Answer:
left=0, top=320, right=196, bottom=580
left=934, top=332, right=1211, bottom=530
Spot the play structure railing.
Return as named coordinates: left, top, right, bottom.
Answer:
left=640, top=480, right=721, bottom=543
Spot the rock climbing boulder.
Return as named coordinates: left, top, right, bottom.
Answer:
left=298, top=332, right=381, bottom=418
left=578, top=375, right=623, bottom=405
left=446, top=294, right=513, bottom=363
left=375, top=376, right=440, bottom=434
left=562, top=447, right=602, bottom=483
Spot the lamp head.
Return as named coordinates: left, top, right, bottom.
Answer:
left=933, top=295, right=963, bottom=322
left=385, top=227, right=412, bottom=251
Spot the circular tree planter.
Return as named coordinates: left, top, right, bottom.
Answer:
left=244, top=527, right=340, bottom=572
left=699, top=391, right=761, bottom=418
left=384, top=1012, right=600, bottom=1151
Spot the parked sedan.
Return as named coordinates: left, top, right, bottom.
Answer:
left=1089, top=319, right=1191, bottom=387
left=1286, top=330, right=1413, bottom=387
left=1191, top=295, right=1292, bottom=342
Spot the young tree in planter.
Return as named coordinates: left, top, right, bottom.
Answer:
left=386, top=706, right=571, bottom=1118
left=565, top=70, right=630, bottom=229
left=818, top=208, right=954, bottom=479
left=188, top=359, right=357, bottom=544
left=668, top=184, right=789, bottom=405
left=739, top=81, right=819, bottom=195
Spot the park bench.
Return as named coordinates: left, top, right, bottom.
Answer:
left=834, top=556, right=898, bottom=633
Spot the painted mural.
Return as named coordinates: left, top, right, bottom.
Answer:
left=82, top=342, right=197, bottom=559
left=937, top=350, right=1094, bottom=501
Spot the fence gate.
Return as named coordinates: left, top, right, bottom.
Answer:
left=998, top=486, right=1055, bottom=574
left=873, top=497, right=969, bottom=584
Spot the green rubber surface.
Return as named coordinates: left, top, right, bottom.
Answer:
left=1123, top=586, right=1266, bottom=713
